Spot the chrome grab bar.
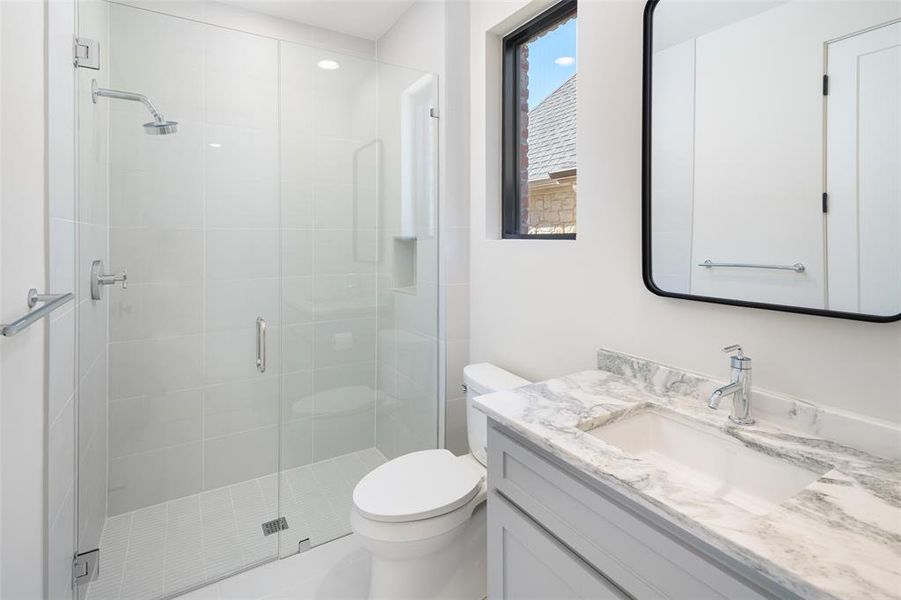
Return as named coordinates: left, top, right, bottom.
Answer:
left=256, top=317, right=267, bottom=373
left=1, top=289, right=74, bottom=337
left=698, top=259, right=805, bottom=273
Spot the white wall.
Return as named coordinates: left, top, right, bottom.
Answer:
left=470, top=0, right=901, bottom=425
left=378, top=0, right=472, bottom=454
left=1, top=1, right=48, bottom=597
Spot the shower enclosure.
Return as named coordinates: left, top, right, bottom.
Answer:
left=70, top=2, right=439, bottom=598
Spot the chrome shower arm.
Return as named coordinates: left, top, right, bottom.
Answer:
left=91, top=80, right=164, bottom=122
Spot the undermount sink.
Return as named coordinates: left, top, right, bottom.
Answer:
left=587, top=409, right=827, bottom=515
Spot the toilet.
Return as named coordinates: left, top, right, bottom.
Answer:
left=350, top=363, right=530, bottom=600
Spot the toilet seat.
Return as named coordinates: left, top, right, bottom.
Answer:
left=353, top=449, right=483, bottom=523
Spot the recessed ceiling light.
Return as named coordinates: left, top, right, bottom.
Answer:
left=208, top=143, right=222, bottom=148
left=554, top=56, right=575, bottom=66
left=317, top=59, right=340, bottom=71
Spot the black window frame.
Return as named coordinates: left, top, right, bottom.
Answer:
left=501, top=0, right=578, bottom=240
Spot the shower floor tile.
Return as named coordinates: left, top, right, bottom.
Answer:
left=86, top=448, right=386, bottom=600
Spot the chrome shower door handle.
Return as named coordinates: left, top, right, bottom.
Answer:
left=256, top=317, right=267, bottom=373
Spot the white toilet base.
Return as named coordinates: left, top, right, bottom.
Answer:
left=361, top=503, right=486, bottom=600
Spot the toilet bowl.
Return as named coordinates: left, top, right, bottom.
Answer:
left=351, top=364, right=530, bottom=600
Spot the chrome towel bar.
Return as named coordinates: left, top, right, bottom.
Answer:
left=1, top=289, right=74, bottom=337
left=698, top=259, right=805, bottom=273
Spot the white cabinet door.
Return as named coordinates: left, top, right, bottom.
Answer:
left=487, top=492, right=629, bottom=600
left=826, top=21, right=901, bottom=316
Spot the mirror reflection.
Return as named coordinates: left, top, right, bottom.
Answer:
left=649, top=0, right=901, bottom=319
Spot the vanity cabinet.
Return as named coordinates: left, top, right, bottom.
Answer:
left=489, top=491, right=628, bottom=599
left=486, top=422, right=798, bottom=600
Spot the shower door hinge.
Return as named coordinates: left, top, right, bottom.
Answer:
left=73, top=548, right=100, bottom=587
left=822, top=74, right=829, bottom=96
left=74, top=37, right=100, bottom=70
left=429, top=107, right=439, bottom=119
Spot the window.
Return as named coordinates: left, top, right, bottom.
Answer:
left=502, top=0, right=577, bottom=239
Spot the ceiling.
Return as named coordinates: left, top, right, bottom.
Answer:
left=221, top=0, right=416, bottom=40
left=653, top=1, right=789, bottom=51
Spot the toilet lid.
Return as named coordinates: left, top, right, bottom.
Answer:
left=353, top=449, right=483, bottom=522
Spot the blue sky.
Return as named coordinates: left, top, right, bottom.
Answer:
left=526, top=16, right=577, bottom=110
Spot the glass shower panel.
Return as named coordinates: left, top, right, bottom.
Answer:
left=375, top=63, right=440, bottom=461
left=278, top=42, right=385, bottom=556
left=75, top=5, right=110, bottom=600
left=77, top=5, right=281, bottom=599
left=276, top=46, right=440, bottom=557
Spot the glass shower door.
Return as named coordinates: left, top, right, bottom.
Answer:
left=75, top=4, right=283, bottom=598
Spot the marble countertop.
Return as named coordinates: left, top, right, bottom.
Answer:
left=474, top=357, right=901, bottom=600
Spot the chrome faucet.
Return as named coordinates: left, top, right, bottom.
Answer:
left=708, top=345, right=755, bottom=425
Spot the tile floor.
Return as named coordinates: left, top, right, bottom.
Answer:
left=87, top=448, right=386, bottom=600
left=176, top=533, right=369, bottom=600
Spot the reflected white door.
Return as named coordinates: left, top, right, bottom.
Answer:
left=826, top=21, right=901, bottom=316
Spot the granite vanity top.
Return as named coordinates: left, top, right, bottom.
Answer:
left=474, top=352, right=901, bottom=600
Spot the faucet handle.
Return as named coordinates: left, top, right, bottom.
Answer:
left=722, top=344, right=751, bottom=369
left=722, top=344, right=744, bottom=358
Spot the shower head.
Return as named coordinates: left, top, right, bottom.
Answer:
left=92, top=79, right=178, bottom=135
left=143, top=120, right=178, bottom=135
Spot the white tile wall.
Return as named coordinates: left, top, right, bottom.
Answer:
left=109, top=390, right=203, bottom=457
left=206, top=230, right=279, bottom=280
left=109, top=283, right=203, bottom=342
left=204, top=426, right=278, bottom=490
left=108, top=442, right=203, bottom=515
left=108, top=335, right=204, bottom=400
left=203, top=378, right=279, bottom=438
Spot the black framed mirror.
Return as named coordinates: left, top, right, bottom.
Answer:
left=642, top=0, right=901, bottom=322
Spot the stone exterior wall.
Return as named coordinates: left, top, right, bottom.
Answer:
left=526, top=177, right=577, bottom=234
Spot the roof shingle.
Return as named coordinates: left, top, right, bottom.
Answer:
left=526, top=73, right=577, bottom=182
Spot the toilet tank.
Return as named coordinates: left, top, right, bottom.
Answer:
left=463, top=363, right=530, bottom=466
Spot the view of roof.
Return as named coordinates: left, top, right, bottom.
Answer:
left=526, top=73, right=577, bottom=182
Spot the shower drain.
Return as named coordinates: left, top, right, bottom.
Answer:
left=261, top=516, right=289, bottom=536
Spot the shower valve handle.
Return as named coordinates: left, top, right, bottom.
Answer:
left=90, top=259, right=127, bottom=300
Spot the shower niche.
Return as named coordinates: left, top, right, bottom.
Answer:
left=393, top=237, right=417, bottom=292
